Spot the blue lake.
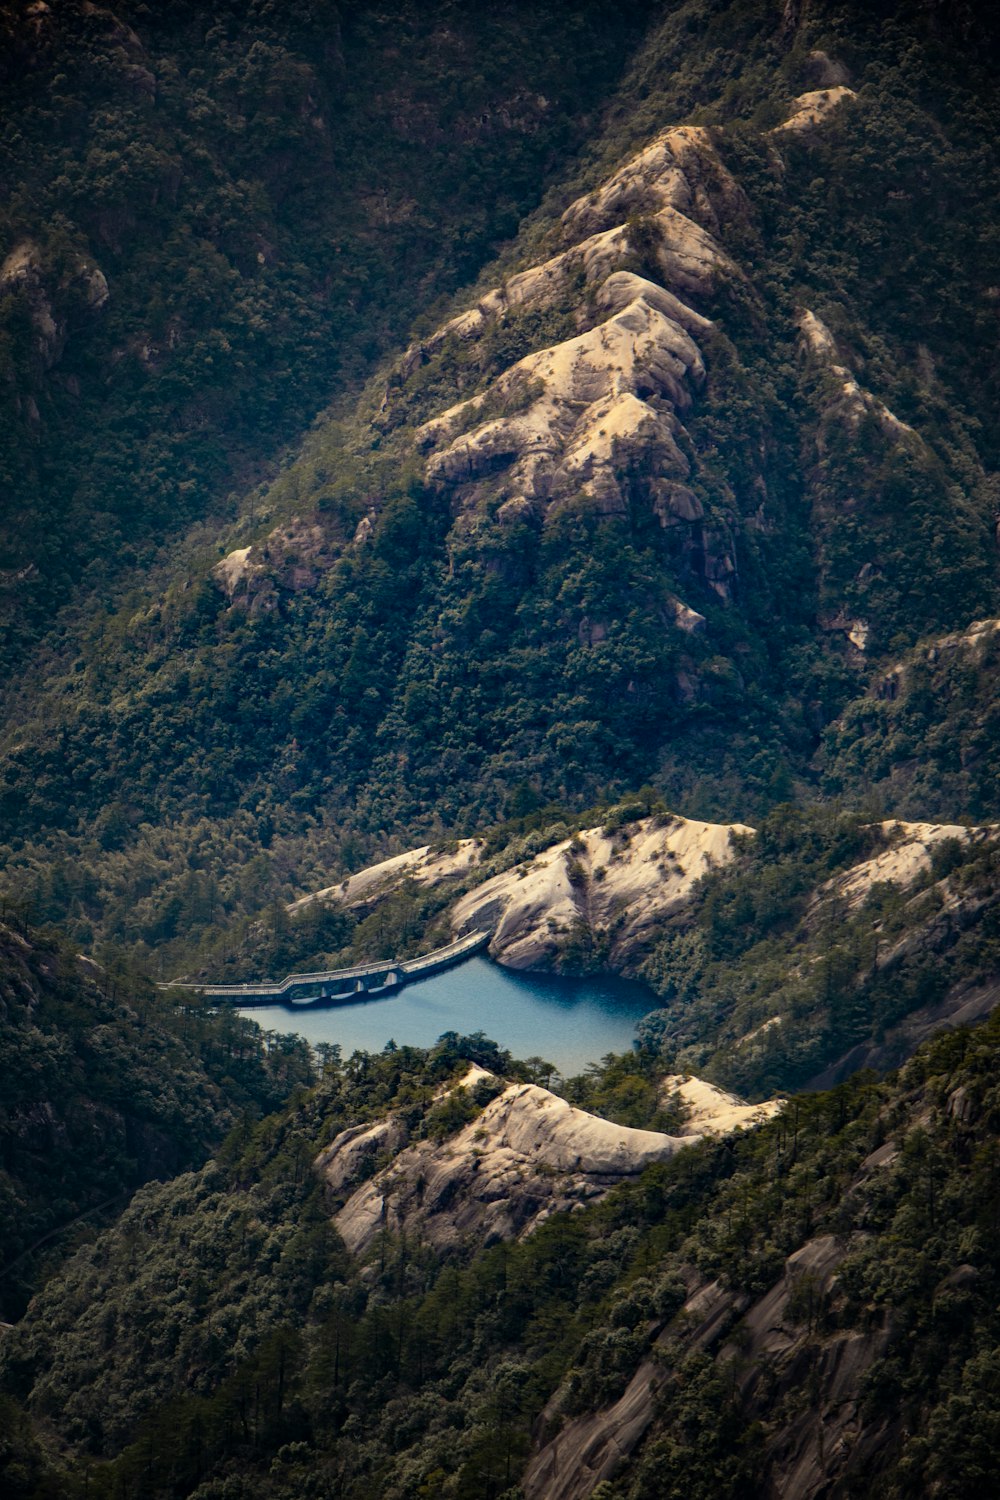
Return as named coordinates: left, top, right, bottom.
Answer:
left=240, top=955, right=657, bottom=1077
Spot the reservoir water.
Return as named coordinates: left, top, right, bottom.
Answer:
left=240, top=954, right=657, bottom=1077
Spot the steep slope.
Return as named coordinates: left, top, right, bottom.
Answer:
left=637, top=808, right=1000, bottom=1096
left=323, top=1066, right=692, bottom=1256
left=0, top=919, right=312, bottom=1319
left=6, top=1014, right=1000, bottom=1497
left=3, top=0, right=1000, bottom=973
left=0, top=0, right=651, bottom=666
left=822, top=617, right=1000, bottom=818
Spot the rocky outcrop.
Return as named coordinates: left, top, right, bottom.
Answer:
left=772, top=86, right=856, bottom=137
left=872, top=617, right=1000, bottom=704
left=0, top=240, right=108, bottom=374
left=808, top=975, right=1000, bottom=1089
left=523, top=1233, right=887, bottom=1500
left=398, top=124, right=737, bottom=377
left=819, top=819, right=995, bottom=911
left=288, top=838, right=483, bottom=915
left=798, top=308, right=916, bottom=446
left=395, top=119, right=741, bottom=613
left=417, top=273, right=705, bottom=519
left=662, top=1072, right=784, bottom=1136
left=287, top=814, right=748, bottom=973
left=211, top=515, right=345, bottom=609
left=450, top=813, right=752, bottom=971
left=319, top=1067, right=693, bottom=1257
left=559, top=124, right=746, bottom=248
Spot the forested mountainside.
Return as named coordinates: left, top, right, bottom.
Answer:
left=3, top=0, right=1000, bottom=978
left=5, top=1017, right=1000, bottom=1498
left=0, top=916, right=313, bottom=1320
left=4, top=3, right=1000, bottom=1496
left=0, top=0, right=650, bottom=665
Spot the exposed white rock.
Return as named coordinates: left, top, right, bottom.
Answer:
left=1, top=241, right=44, bottom=288
left=289, top=838, right=483, bottom=914
left=315, top=1117, right=406, bottom=1193
left=0, top=241, right=60, bottom=363
left=667, top=593, right=707, bottom=634
left=417, top=279, right=704, bottom=518
left=926, top=616, right=1000, bottom=657
left=385, top=116, right=745, bottom=609
left=820, top=820, right=996, bottom=911
left=0, top=242, right=108, bottom=367
left=75, top=259, right=109, bottom=310
left=772, top=86, right=856, bottom=137
left=561, top=125, right=745, bottom=242
left=212, top=546, right=258, bottom=598
left=322, top=1074, right=693, bottom=1257
left=737, top=1014, right=783, bottom=1049
left=662, top=1073, right=784, bottom=1136
left=398, top=131, right=731, bottom=376
left=451, top=813, right=753, bottom=971
left=798, top=308, right=916, bottom=443
left=212, top=516, right=346, bottom=605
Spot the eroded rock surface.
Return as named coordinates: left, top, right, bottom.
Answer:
left=798, top=308, right=916, bottom=446
left=819, top=819, right=995, bottom=911
left=395, top=119, right=741, bottom=618
left=211, top=516, right=347, bottom=609
left=663, top=1073, right=784, bottom=1136
left=523, top=1233, right=886, bottom=1500
left=772, top=86, right=856, bottom=137
left=289, top=839, right=483, bottom=915
left=320, top=1070, right=693, bottom=1258
left=450, top=813, right=752, bottom=971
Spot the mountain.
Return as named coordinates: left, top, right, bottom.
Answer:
left=3, top=0, right=1000, bottom=981
left=0, top=915, right=313, bottom=1320
left=3, top=2, right=1000, bottom=1496
left=3, top=1016, right=1000, bottom=1497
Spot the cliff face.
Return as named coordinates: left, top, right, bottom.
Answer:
left=449, top=813, right=751, bottom=971
left=319, top=1065, right=696, bottom=1257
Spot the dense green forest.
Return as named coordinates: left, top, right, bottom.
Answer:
left=3, top=2, right=1000, bottom=1494
left=2, top=0, right=1000, bottom=979
left=0, top=916, right=313, bottom=1320
left=5, top=1015, right=1000, bottom=1496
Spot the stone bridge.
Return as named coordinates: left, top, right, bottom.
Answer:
left=162, top=929, right=491, bottom=1009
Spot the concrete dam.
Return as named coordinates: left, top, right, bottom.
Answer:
left=162, top=929, right=491, bottom=1009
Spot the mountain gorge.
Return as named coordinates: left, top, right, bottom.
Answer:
left=3, top=0, right=1000, bottom=1496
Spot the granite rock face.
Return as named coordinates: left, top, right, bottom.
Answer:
left=450, top=812, right=752, bottom=971
left=319, top=1068, right=693, bottom=1258
left=397, top=121, right=743, bottom=619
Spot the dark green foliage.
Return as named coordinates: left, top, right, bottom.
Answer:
left=823, top=629, right=1000, bottom=819
left=0, top=0, right=652, bottom=664
left=8, top=1011, right=1000, bottom=1495
left=638, top=807, right=1000, bottom=1098
left=0, top=920, right=313, bottom=1320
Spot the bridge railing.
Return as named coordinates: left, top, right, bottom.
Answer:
left=160, top=928, right=491, bottom=1002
